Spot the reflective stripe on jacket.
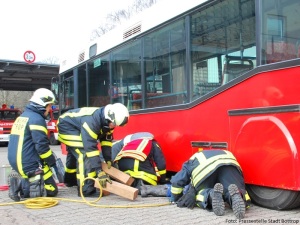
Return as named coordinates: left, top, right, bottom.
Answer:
left=171, top=150, right=242, bottom=195
left=8, top=104, right=55, bottom=177
left=57, top=107, right=113, bottom=167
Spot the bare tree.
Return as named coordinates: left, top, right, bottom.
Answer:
left=90, top=0, right=160, bottom=41
left=0, top=90, right=33, bottom=110
left=40, top=56, right=60, bottom=65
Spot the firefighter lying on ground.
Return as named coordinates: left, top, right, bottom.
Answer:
left=109, top=132, right=167, bottom=194
left=57, top=103, right=129, bottom=197
left=8, top=88, right=59, bottom=201
left=169, top=149, right=251, bottom=219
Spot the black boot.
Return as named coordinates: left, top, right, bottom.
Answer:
left=211, top=183, right=225, bottom=216
left=229, top=184, right=245, bottom=219
left=140, top=185, right=168, bottom=197
left=8, top=177, right=22, bottom=202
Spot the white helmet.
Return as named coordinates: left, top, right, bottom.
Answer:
left=104, top=103, right=129, bottom=126
left=30, top=88, right=57, bottom=107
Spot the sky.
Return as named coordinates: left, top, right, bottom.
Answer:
left=0, top=0, right=135, bottom=63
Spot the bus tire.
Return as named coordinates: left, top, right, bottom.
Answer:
left=246, top=184, right=300, bottom=210
left=49, top=133, right=59, bottom=145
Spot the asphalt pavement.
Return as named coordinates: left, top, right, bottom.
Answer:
left=0, top=145, right=299, bottom=225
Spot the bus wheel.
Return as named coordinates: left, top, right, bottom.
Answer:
left=247, top=184, right=300, bottom=210
left=49, top=133, right=59, bottom=145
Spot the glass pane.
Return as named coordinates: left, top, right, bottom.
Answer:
left=88, top=56, right=111, bottom=107
left=191, top=0, right=256, bottom=100
left=112, top=40, right=142, bottom=109
left=142, top=19, right=187, bottom=109
left=261, top=0, right=300, bottom=64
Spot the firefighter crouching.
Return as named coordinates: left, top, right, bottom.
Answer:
left=111, top=132, right=167, bottom=194
left=57, top=103, right=129, bottom=197
left=170, top=150, right=251, bottom=219
left=8, top=88, right=59, bottom=201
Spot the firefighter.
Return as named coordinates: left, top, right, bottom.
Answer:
left=111, top=132, right=167, bottom=192
left=57, top=103, right=129, bottom=197
left=7, top=88, right=58, bottom=201
left=169, top=149, right=251, bottom=219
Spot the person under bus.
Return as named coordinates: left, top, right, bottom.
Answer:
left=8, top=88, right=58, bottom=201
left=170, top=149, right=251, bottom=219
left=57, top=103, right=129, bottom=197
left=111, top=132, right=167, bottom=193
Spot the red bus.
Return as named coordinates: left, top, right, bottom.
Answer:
left=54, top=0, right=300, bottom=209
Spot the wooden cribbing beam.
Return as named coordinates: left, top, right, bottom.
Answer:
left=101, top=162, right=134, bottom=186
left=94, top=180, right=138, bottom=200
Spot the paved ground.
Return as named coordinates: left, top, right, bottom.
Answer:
left=0, top=145, right=299, bottom=225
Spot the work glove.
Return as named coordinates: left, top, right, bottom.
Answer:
left=106, top=161, right=112, bottom=169
left=97, top=170, right=112, bottom=188
left=177, top=186, right=196, bottom=209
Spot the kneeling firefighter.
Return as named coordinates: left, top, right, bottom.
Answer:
left=111, top=132, right=167, bottom=192
left=7, top=88, right=59, bottom=201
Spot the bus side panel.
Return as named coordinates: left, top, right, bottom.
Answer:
left=230, top=113, right=300, bottom=190
left=114, top=65, right=300, bottom=189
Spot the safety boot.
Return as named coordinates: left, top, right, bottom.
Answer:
left=140, top=184, right=168, bottom=197
left=8, top=176, right=22, bottom=202
left=212, top=183, right=225, bottom=216
left=229, top=184, right=245, bottom=219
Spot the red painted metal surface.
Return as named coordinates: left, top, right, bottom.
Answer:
left=113, top=66, right=300, bottom=190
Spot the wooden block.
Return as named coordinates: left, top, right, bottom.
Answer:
left=101, top=162, right=135, bottom=186
left=94, top=180, right=138, bottom=200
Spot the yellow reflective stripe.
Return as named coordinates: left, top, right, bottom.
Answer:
left=10, top=117, right=27, bottom=177
left=101, top=141, right=112, bottom=147
left=196, top=189, right=205, bottom=201
left=134, top=159, right=139, bottom=171
left=158, top=169, right=166, bottom=175
left=171, top=186, right=183, bottom=195
left=123, top=160, right=158, bottom=185
left=196, top=194, right=204, bottom=202
left=29, top=125, right=48, bottom=134
left=60, top=108, right=98, bottom=119
left=88, top=171, right=96, bottom=178
left=58, top=137, right=84, bottom=148
left=192, top=151, right=241, bottom=186
left=40, top=149, right=53, bottom=159
left=65, top=168, right=77, bottom=173
left=245, top=191, right=251, bottom=201
left=125, top=171, right=158, bottom=185
left=83, top=122, right=98, bottom=140
left=43, top=167, right=53, bottom=180
left=86, top=150, right=100, bottom=157
left=135, top=139, right=149, bottom=154
left=58, top=134, right=82, bottom=141
left=44, top=184, right=56, bottom=191
left=75, top=149, right=85, bottom=186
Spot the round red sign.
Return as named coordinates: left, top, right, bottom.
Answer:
left=23, top=50, right=36, bottom=64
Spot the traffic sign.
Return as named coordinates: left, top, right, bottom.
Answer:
left=23, top=50, right=36, bottom=64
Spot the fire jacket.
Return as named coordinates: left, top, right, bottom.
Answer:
left=57, top=107, right=113, bottom=170
left=171, top=150, right=242, bottom=195
left=112, top=133, right=167, bottom=185
left=8, top=104, right=56, bottom=177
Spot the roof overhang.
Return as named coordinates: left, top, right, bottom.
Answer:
left=0, top=60, right=59, bottom=91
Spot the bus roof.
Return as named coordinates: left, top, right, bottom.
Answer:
left=59, top=0, right=205, bottom=73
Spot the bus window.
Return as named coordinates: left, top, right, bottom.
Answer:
left=191, top=0, right=256, bottom=100
left=142, top=18, right=187, bottom=108
left=88, top=56, right=111, bottom=107
left=112, top=40, right=142, bottom=109
left=61, top=74, right=74, bottom=110
left=261, top=0, right=300, bottom=65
